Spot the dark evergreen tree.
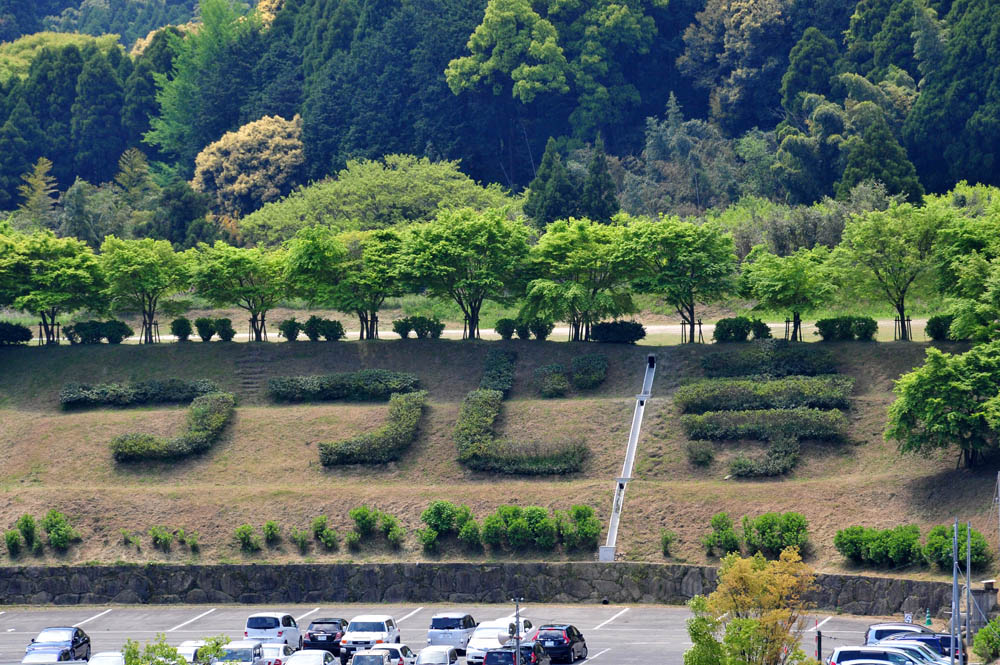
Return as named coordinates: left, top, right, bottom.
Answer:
left=139, top=178, right=212, bottom=248
left=0, top=99, right=44, bottom=209
left=580, top=135, right=619, bottom=223
left=870, top=0, right=919, bottom=81
left=781, top=27, right=839, bottom=117
left=39, top=45, right=85, bottom=188
left=837, top=104, right=924, bottom=203
left=842, top=0, right=895, bottom=76
left=524, top=138, right=561, bottom=225
left=122, top=59, right=158, bottom=149
left=71, top=52, right=126, bottom=184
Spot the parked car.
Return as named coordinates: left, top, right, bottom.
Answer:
left=483, top=641, right=550, bottom=665
left=284, top=651, right=335, bottom=665
left=26, top=628, right=91, bottom=661
left=177, top=641, right=206, bottom=664
left=426, top=613, right=476, bottom=653
left=871, top=640, right=947, bottom=664
left=864, top=624, right=935, bottom=645
left=349, top=652, right=390, bottom=665
left=881, top=633, right=966, bottom=660
left=245, top=614, right=302, bottom=649
left=414, top=647, right=458, bottom=665
left=339, top=615, right=400, bottom=664
left=21, top=651, right=78, bottom=664
left=369, top=644, right=417, bottom=665
left=220, top=640, right=265, bottom=665
left=86, top=653, right=123, bottom=665
left=261, top=643, right=296, bottom=665
left=304, top=619, right=348, bottom=655
left=465, top=619, right=532, bottom=665
left=531, top=624, right=588, bottom=663
left=828, top=645, right=919, bottom=665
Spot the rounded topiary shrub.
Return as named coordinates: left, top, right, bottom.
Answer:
left=591, top=320, right=646, bottom=344
left=278, top=318, right=301, bottom=342
left=494, top=318, right=517, bottom=340
left=170, top=317, right=192, bottom=342
left=713, top=317, right=752, bottom=343
left=215, top=318, right=236, bottom=342
left=102, top=320, right=133, bottom=344
left=925, top=314, right=954, bottom=341
left=194, top=317, right=216, bottom=342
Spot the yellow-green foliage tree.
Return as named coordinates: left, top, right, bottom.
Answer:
left=191, top=114, right=305, bottom=220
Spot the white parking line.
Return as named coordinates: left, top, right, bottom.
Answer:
left=168, top=608, right=216, bottom=633
left=296, top=608, right=320, bottom=623
left=587, top=648, right=611, bottom=660
left=397, top=607, right=424, bottom=624
left=808, top=617, right=832, bottom=632
left=74, top=609, right=112, bottom=627
left=593, top=608, right=629, bottom=631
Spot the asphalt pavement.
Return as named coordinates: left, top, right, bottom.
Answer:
left=0, top=603, right=884, bottom=664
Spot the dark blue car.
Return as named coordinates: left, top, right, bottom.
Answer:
left=25, top=627, right=91, bottom=661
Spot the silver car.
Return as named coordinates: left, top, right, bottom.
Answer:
left=426, top=614, right=476, bottom=653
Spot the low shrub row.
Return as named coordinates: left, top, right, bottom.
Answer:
left=454, top=389, right=588, bottom=475
left=590, top=320, right=646, bottom=344
left=674, top=376, right=854, bottom=414
left=421, top=503, right=601, bottom=553
left=834, top=523, right=992, bottom=569
left=701, top=340, right=837, bottom=378
left=533, top=364, right=570, bottom=398
left=814, top=316, right=878, bottom=341
left=60, top=378, right=219, bottom=409
left=712, top=317, right=772, bottom=343
left=318, top=390, right=428, bottom=465
left=277, top=317, right=346, bottom=342
left=64, top=320, right=133, bottom=344
left=702, top=511, right=809, bottom=559
left=171, top=317, right=236, bottom=342
left=109, top=392, right=236, bottom=462
left=570, top=354, right=608, bottom=389
left=680, top=407, right=848, bottom=442
left=393, top=316, right=445, bottom=339
left=4, top=511, right=81, bottom=557
left=345, top=506, right=406, bottom=550
left=493, top=318, right=555, bottom=341
left=267, top=369, right=419, bottom=402
left=137, top=526, right=199, bottom=552
left=728, top=437, right=801, bottom=477
left=480, top=349, right=517, bottom=394
left=0, top=321, right=32, bottom=345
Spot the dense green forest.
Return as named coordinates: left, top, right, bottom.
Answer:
left=0, top=0, right=997, bottom=248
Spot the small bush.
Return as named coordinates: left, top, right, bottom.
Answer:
left=514, top=320, right=530, bottom=340
left=418, top=527, right=438, bottom=553
left=102, top=320, right=133, bottom=344
left=278, top=318, right=301, bottom=342
left=681, top=407, right=847, bottom=442
left=0, top=321, right=32, bottom=345
left=533, top=517, right=559, bottom=551
left=110, top=392, right=236, bottom=462
left=713, top=317, right=752, bottom=343
left=506, top=518, right=532, bottom=550
left=317, top=527, right=339, bottom=550
left=421, top=501, right=458, bottom=535
left=269, top=370, right=420, bottom=403
left=149, top=526, right=173, bottom=551
left=386, top=525, right=406, bottom=549
left=302, top=315, right=325, bottom=342
left=411, top=316, right=445, bottom=339
left=481, top=514, right=506, bottom=547
left=392, top=318, right=413, bottom=339
left=344, top=530, right=361, bottom=550
left=750, top=319, right=772, bottom=340
left=741, top=512, right=809, bottom=558
left=170, top=317, right=192, bottom=342
left=528, top=319, right=554, bottom=341
left=311, top=515, right=329, bottom=538
left=973, top=617, right=1000, bottom=663
left=458, top=520, right=482, bottom=549
left=533, top=364, right=569, bottom=398
left=319, top=390, right=427, bottom=465
left=215, top=318, right=236, bottom=342
left=851, top=317, right=878, bottom=341
left=5, top=529, right=22, bottom=556
left=570, top=354, right=608, bottom=389
left=685, top=440, right=714, bottom=467
left=290, top=528, right=310, bottom=553
left=194, top=317, right=216, bottom=342
left=319, top=319, right=345, bottom=341
left=349, top=506, right=379, bottom=538
left=235, top=524, right=261, bottom=552
left=675, top=376, right=854, bottom=414
left=814, top=316, right=878, bottom=342
left=590, top=320, right=646, bottom=343
left=480, top=350, right=517, bottom=394
left=924, top=524, right=992, bottom=569
left=702, top=512, right=741, bottom=556
left=925, top=314, right=956, bottom=341
left=262, top=520, right=280, bottom=545
left=729, top=437, right=801, bottom=477
left=61, top=378, right=220, bottom=409
left=16, top=514, right=37, bottom=547
left=834, top=524, right=924, bottom=568
left=661, top=529, right=677, bottom=557
left=494, top=318, right=517, bottom=340
left=557, top=505, right=602, bottom=551
left=180, top=530, right=198, bottom=551
left=63, top=320, right=103, bottom=344
left=701, top=340, right=837, bottom=377
left=41, top=510, right=80, bottom=551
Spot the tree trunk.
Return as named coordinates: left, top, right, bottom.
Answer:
left=792, top=312, right=802, bottom=341
left=250, top=313, right=263, bottom=342
left=896, top=302, right=909, bottom=341
left=40, top=310, right=57, bottom=344
left=357, top=311, right=368, bottom=340
left=469, top=303, right=481, bottom=340
left=366, top=310, right=378, bottom=339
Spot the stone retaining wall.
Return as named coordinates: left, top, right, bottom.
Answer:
left=0, top=562, right=953, bottom=615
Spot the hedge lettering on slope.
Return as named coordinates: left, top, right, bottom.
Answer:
left=675, top=376, right=854, bottom=413
left=680, top=407, right=847, bottom=442
left=268, top=369, right=419, bottom=402
left=110, top=392, right=236, bottom=462
left=480, top=349, right=516, bottom=394
left=570, top=354, right=608, bottom=389
left=318, top=390, right=428, bottom=465
left=728, top=436, right=801, bottom=477
left=701, top=340, right=836, bottom=377
left=60, top=378, right=220, bottom=409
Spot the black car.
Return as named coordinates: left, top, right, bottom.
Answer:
left=26, top=627, right=91, bottom=661
left=484, top=642, right=551, bottom=665
left=532, top=625, right=587, bottom=663
left=303, top=618, right=348, bottom=655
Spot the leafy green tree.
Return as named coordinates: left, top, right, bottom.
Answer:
left=741, top=245, right=834, bottom=341
left=400, top=208, right=529, bottom=339
left=57, top=178, right=131, bottom=249
left=99, top=236, right=189, bottom=344
left=122, top=634, right=187, bottom=665
left=780, top=27, right=838, bottom=117
left=835, top=103, right=923, bottom=203
left=841, top=0, right=894, bottom=76
left=774, top=98, right=847, bottom=204
left=625, top=215, right=737, bottom=343
left=328, top=229, right=403, bottom=339
left=71, top=50, right=125, bottom=184
left=8, top=231, right=107, bottom=343
left=886, top=343, right=1000, bottom=468
left=0, top=98, right=44, bottom=209
left=835, top=203, right=939, bottom=340
left=15, top=158, right=58, bottom=231
left=580, top=136, right=619, bottom=223
left=190, top=242, right=287, bottom=342
left=140, top=178, right=212, bottom=249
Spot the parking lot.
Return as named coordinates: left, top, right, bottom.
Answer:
left=0, top=603, right=882, bottom=664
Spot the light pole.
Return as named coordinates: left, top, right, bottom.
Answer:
left=512, top=597, right=524, bottom=665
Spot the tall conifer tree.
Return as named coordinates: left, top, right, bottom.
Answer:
left=71, top=52, right=126, bottom=184
left=580, top=135, right=619, bottom=223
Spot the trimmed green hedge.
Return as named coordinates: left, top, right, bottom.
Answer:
left=110, top=392, right=236, bottom=462
left=570, top=354, right=608, bottom=389
left=925, top=314, right=959, bottom=341
left=814, top=316, right=878, bottom=341
left=268, top=369, right=419, bottom=402
left=713, top=317, right=752, bottom=343
left=675, top=376, right=854, bottom=414
left=591, top=320, right=646, bottom=343
left=681, top=407, right=848, bottom=442
left=318, top=391, right=428, bottom=465
left=480, top=349, right=516, bottom=394
left=455, top=389, right=588, bottom=475
left=701, top=340, right=837, bottom=378
left=64, top=320, right=134, bottom=345
left=835, top=523, right=991, bottom=570
left=60, top=378, right=220, bottom=409
left=533, top=364, right=569, bottom=398
left=729, top=437, right=801, bottom=477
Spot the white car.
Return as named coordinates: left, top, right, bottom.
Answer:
left=285, top=651, right=336, bottom=665
left=829, top=645, right=918, bottom=665
left=465, top=619, right=532, bottom=665
left=370, top=644, right=417, bottom=665
left=339, top=615, right=400, bottom=664
left=414, top=646, right=458, bottom=665
left=261, top=643, right=296, bottom=665
left=246, top=614, right=302, bottom=649
left=220, top=640, right=266, bottom=665
left=177, top=641, right=206, bottom=664
left=426, top=613, right=476, bottom=653
left=349, top=652, right=391, bottom=665
left=21, top=653, right=73, bottom=664
left=872, top=641, right=948, bottom=664
left=88, top=653, right=124, bottom=665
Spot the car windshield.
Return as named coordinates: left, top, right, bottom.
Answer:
left=484, top=653, right=517, bottom=665
left=352, top=657, right=383, bottom=665
left=262, top=647, right=283, bottom=656
left=221, top=649, right=253, bottom=662
left=537, top=630, right=565, bottom=639
left=347, top=622, right=386, bottom=632
left=415, top=655, right=447, bottom=665
left=35, top=630, right=73, bottom=643
left=309, top=623, right=341, bottom=631
left=431, top=618, right=462, bottom=630
left=248, top=618, right=280, bottom=630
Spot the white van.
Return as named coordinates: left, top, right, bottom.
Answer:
left=339, top=615, right=400, bottom=664
left=245, top=613, right=302, bottom=649
left=426, top=613, right=476, bottom=653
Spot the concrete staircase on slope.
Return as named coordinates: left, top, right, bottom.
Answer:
left=234, top=344, right=273, bottom=396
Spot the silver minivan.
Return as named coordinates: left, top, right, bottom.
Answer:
left=426, top=613, right=477, bottom=653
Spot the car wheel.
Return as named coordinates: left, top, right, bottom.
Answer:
left=85, top=647, right=91, bottom=661
left=581, top=646, right=588, bottom=660
left=298, top=638, right=303, bottom=650
left=395, top=636, right=400, bottom=643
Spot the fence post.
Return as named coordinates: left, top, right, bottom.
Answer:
left=816, top=630, right=822, bottom=661
left=697, top=319, right=704, bottom=343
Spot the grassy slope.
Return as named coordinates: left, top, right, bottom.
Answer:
left=0, top=339, right=994, bottom=578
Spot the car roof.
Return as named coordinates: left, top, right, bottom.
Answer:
left=836, top=646, right=913, bottom=653
left=349, top=615, right=393, bottom=622
left=309, top=618, right=345, bottom=623
left=537, top=624, right=572, bottom=629
left=870, top=623, right=932, bottom=631
left=287, top=652, right=327, bottom=659
left=247, top=612, right=288, bottom=618
left=37, top=627, right=75, bottom=632
left=475, top=620, right=511, bottom=628
left=419, top=646, right=454, bottom=653
left=431, top=612, right=469, bottom=618
left=89, top=653, right=121, bottom=658
left=224, top=640, right=264, bottom=647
